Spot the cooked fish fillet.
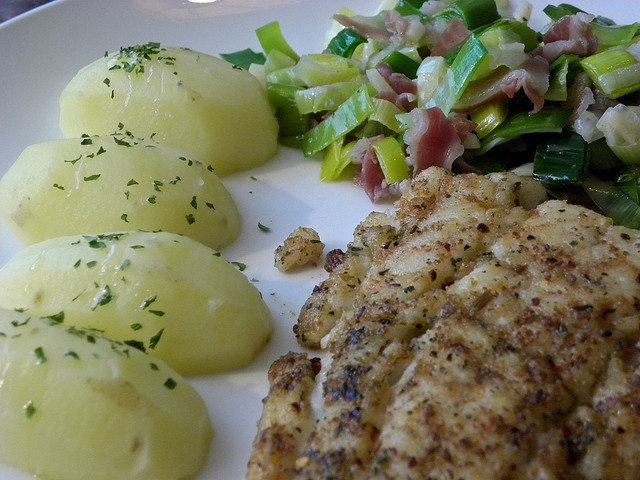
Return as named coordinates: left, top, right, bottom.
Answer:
left=248, top=167, right=640, bottom=480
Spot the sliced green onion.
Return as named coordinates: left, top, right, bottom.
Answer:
left=478, top=19, right=540, bottom=52
left=591, top=22, right=639, bottom=49
left=583, top=174, right=640, bottom=229
left=256, top=21, right=299, bottom=61
left=476, top=108, right=571, bottom=155
left=470, top=98, right=508, bottom=138
left=370, top=98, right=404, bottom=133
left=616, top=165, right=640, bottom=204
left=220, top=48, right=266, bottom=70
left=381, top=51, right=421, bottom=79
left=542, top=3, right=584, bottom=22
left=327, top=28, right=367, bottom=58
left=533, top=132, right=588, bottom=186
left=372, top=136, right=410, bottom=184
left=267, top=84, right=310, bottom=137
left=426, top=34, right=489, bottom=115
left=263, top=49, right=297, bottom=74
left=301, top=86, right=374, bottom=157
left=581, top=49, right=640, bottom=99
left=588, top=137, right=623, bottom=171
left=394, top=0, right=429, bottom=21
left=294, top=54, right=361, bottom=86
left=436, top=0, right=500, bottom=30
left=545, top=54, right=579, bottom=102
left=596, top=104, right=640, bottom=164
left=320, top=140, right=357, bottom=181
left=294, top=81, right=367, bottom=114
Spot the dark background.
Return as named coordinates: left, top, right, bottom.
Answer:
left=1, top=0, right=56, bottom=23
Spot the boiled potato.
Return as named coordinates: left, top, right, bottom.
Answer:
left=0, top=136, right=240, bottom=250
left=0, top=308, right=212, bottom=480
left=60, top=43, right=279, bottom=176
left=0, top=230, right=273, bottom=376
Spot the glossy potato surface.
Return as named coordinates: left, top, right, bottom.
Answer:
left=0, top=136, right=241, bottom=250
left=0, top=231, right=273, bottom=376
left=59, top=44, right=279, bottom=176
left=0, top=308, right=212, bottom=480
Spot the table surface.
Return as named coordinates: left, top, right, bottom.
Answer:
left=0, top=0, right=55, bottom=23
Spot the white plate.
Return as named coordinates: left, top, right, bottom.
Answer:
left=0, top=0, right=628, bottom=478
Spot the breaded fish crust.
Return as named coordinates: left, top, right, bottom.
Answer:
left=248, top=167, right=640, bottom=480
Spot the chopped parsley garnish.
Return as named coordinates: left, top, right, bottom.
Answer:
left=149, top=329, right=164, bottom=350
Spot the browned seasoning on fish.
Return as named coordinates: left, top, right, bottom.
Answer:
left=249, top=167, right=640, bottom=480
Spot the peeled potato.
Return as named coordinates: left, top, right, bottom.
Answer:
left=0, top=136, right=240, bottom=250
left=60, top=43, right=279, bottom=176
left=0, top=308, right=212, bottom=480
left=0, top=230, right=273, bottom=376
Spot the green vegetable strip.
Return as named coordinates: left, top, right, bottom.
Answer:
left=545, top=55, right=579, bottom=102
left=370, top=98, right=404, bottom=133
left=294, top=54, right=361, bottom=86
left=542, top=3, right=584, bottom=22
left=427, top=34, right=488, bottom=115
left=478, top=19, right=540, bottom=52
left=301, top=86, right=374, bottom=157
left=327, top=28, right=367, bottom=58
left=382, top=51, right=421, bottom=79
left=219, top=48, right=266, bottom=70
left=476, top=108, right=571, bottom=155
left=372, top=136, right=409, bottom=184
left=267, top=84, right=310, bottom=136
left=394, top=0, right=429, bottom=21
left=587, top=138, right=623, bottom=171
left=581, top=49, right=640, bottom=98
left=320, top=140, right=356, bottom=181
left=470, top=99, right=508, bottom=138
left=616, top=166, right=640, bottom=204
left=294, top=81, right=367, bottom=114
left=533, top=132, right=588, bottom=186
left=256, top=21, right=299, bottom=62
left=591, top=22, right=639, bottom=49
left=583, top=174, right=640, bottom=229
left=436, top=0, right=500, bottom=30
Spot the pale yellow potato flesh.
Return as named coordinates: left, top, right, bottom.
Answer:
left=0, top=136, right=241, bottom=250
left=59, top=44, right=279, bottom=176
left=0, top=308, right=213, bottom=480
left=0, top=230, right=273, bottom=376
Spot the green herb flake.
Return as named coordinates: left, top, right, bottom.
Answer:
left=164, top=377, right=177, bottom=390
left=45, top=311, right=65, bottom=325
left=103, top=77, right=111, bottom=87
left=24, top=401, right=36, bottom=419
left=152, top=180, right=164, bottom=192
left=140, top=295, right=157, bottom=310
left=91, top=285, right=114, bottom=310
left=53, top=183, right=65, bottom=190
left=130, top=323, right=143, bottom=331
left=147, top=195, right=157, bottom=204
left=80, top=137, right=93, bottom=146
left=84, top=174, right=101, bottom=182
left=120, top=259, right=131, bottom=270
left=121, top=213, right=129, bottom=223
left=149, top=328, right=164, bottom=350
left=84, top=235, right=107, bottom=249
left=190, top=196, right=198, bottom=209
left=149, top=310, right=165, bottom=317
left=149, top=362, right=159, bottom=371
left=34, top=346, right=47, bottom=364
left=73, top=259, right=81, bottom=268
left=232, top=261, right=247, bottom=271
left=124, top=339, right=146, bottom=352
left=205, top=202, right=215, bottom=210
left=185, top=213, right=196, bottom=225
left=258, top=222, right=270, bottom=233
left=64, top=350, right=79, bottom=359
left=96, top=146, right=107, bottom=155
left=127, top=179, right=138, bottom=186
left=130, top=245, right=145, bottom=249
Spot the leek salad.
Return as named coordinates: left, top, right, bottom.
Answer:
left=222, top=0, right=640, bottom=228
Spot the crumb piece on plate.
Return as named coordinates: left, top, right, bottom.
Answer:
left=274, top=227, right=325, bottom=272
